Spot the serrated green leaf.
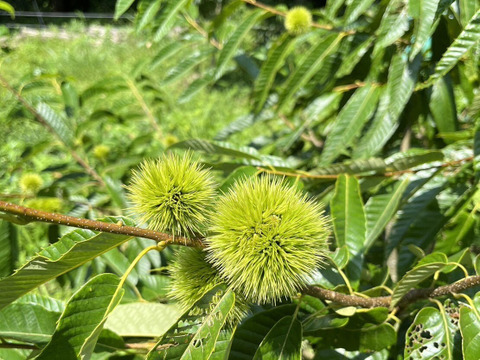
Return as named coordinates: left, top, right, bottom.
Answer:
left=229, top=304, right=297, bottom=360
left=178, top=76, right=213, bottom=104
left=36, top=102, right=75, bottom=147
left=150, top=40, right=195, bottom=70
left=162, top=49, right=214, bottom=86
left=320, top=84, right=381, bottom=165
left=410, top=0, right=442, bottom=58
left=0, top=217, right=134, bottom=311
left=277, top=33, right=344, bottom=113
left=430, top=77, right=457, bottom=134
left=404, top=307, right=457, bottom=359
left=330, top=175, right=366, bottom=286
left=475, top=120, right=480, bottom=174
left=0, top=220, right=17, bottom=277
left=114, top=0, right=135, bottom=19
left=153, top=0, right=190, bottom=42
left=253, top=33, right=295, bottom=114
left=104, top=303, right=182, bottom=337
left=459, top=0, right=480, bottom=26
left=423, top=8, right=480, bottom=87
left=252, top=316, right=302, bottom=360
left=311, top=158, right=387, bottom=176
left=36, top=274, right=123, bottom=360
left=136, top=0, right=162, bottom=31
left=459, top=293, right=480, bottom=360
left=0, top=303, right=59, bottom=344
left=365, top=178, right=410, bottom=250
left=385, top=149, right=444, bottom=171
left=216, top=10, right=265, bottom=80
left=355, top=54, right=421, bottom=158
left=343, top=0, right=376, bottom=24
left=335, top=35, right=374, bottom=78
left=391, top=253, right=448, bottom=307
left=330, top=245, right=350, bottom=269
left=153, top=290, right=235, bottom=360
left=373, top=0, right=409, bottom=55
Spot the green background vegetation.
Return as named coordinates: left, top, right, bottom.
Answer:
left=0, top=0, right=480, bottom=359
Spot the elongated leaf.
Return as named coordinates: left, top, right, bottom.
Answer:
left=325, top=0, right=345, bottom=19
left=0, top=217, right=134, bottom=311
left=277, top=32, right=345, bottom=113
left=214, top=111, right=273, bottom=141
left=0, top=1, right=14, bottom=18
left=137, top=0, right=162, bottom=31
left=343, top=0, right=376, bottom=24
left=36, top=102, right=75, bottom=147
left=475, top=120, right=480, bottom=175
left=459, top=293, right=480, bottom=360
left=330, top=175, right=366, bottom=286
left=0, top=303, right=59, bottom=344
left=114, top=0, right=135, bottom=19
left=0, top=220, right=17, bottom=277
left=162, top=49, right=214, bottom=86
left=391, top=253, right=448, bottom=307
left=311, top=158, right=387, bottom=176
left=430, top=77, right=457, bottom=133
left=253, top=33, right=295, bottom=113
left=365, top=178, right=410, bottom=250
left=15, top=294, right=64, bottom=313
left=410, top=0, right=441, bottom=58
left=320, top=84, right=381, bottom=165
left=178, top=76, right=213, bottom=104
left=104, top=303, right=182, bottom=337
left=216, top=10, right=265, bottom=80
left=171, top=138, right=261, bottom=160
left=459, top=0, right=480, bottom=26
left=385, top=149, right=444, bottom=172
left=336, top=35, right=374, bottom=78
left=150, top=40, right=195, bottom=70
left=230, top=304, right=297, bottom=360
left=36, top=274, right=123, bottom=359
left=253, top=316, right=302, bottom=360
left=154, top=0, right=190, bottom=42
left=373, top=0, right=409, bottom=55
left=355, top=54, right=421, bottom=158
left=181, top=290, right=234, bottom=359
left=405, top=307, right=457, bottom=359
left=423, top=8, right=480, bottom=87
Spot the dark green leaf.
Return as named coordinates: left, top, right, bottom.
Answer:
left=252, top=316, right=302, bottom=360
left=36, top=274, right=123, bottom=360
left=0, top=217, right=134, bottom=311
left=154, top=0, right=190, bottom=42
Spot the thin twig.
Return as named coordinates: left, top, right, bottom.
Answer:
left=183, top=12, right=222, bottom=50
left=125, top=77, right=162, bottom=136
left=0, top=74, right=105, bottom=186
left=240, top=0, right=334, bottom=30
left=0, top=200, right=204, bottom=248
left=258, top=156, right=473, bottom=180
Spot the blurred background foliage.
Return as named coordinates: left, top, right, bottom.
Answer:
left=0, top=0, right=479, bottom=358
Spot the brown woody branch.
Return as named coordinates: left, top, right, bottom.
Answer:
left=1, top=201, right=479, bottom=309
left=0, top=201, right=204, bottom=248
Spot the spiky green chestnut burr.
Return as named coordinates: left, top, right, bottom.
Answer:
left=207, top=176, right=329, bottom=304
left=127, top=152, right=215, bottom=236
left=169, top=247, right=250, bottom=326
left=284, top=6, right=312, bottom=35
left=19, top=173, right=43, bottom=195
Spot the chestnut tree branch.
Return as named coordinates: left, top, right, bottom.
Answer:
left=0, top=200, right=204, bottom=248
left=1, top=201, right=479, bottom=309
